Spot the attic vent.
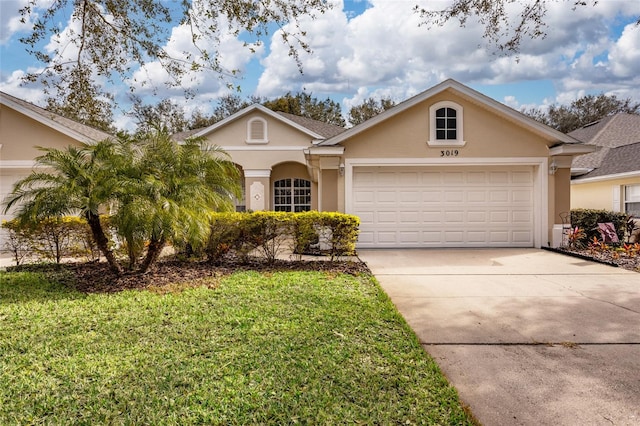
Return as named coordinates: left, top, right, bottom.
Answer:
left=246, top=117, right=268, bottom=144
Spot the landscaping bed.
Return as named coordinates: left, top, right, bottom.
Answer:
left=548, top=246, right=640, bottom=272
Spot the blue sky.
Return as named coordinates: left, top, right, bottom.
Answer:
left=1, top=0, right=639, bottom=130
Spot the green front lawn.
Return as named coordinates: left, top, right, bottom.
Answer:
left=0, top=269, right=473, bottom=425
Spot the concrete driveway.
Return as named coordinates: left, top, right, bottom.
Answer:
left=358, top=248, right=640, bottom=426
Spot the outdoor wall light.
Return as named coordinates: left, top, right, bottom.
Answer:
left=339, top=163, right=345, bottom=176
left=549, top=160, right=558, bottom=175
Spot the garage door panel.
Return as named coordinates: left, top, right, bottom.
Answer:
left=353, top=166, right=535, bottom=248
left=467, top=191, right=487, bottom=202
left=467, top=171, right=487, bottom=184
left=513, top=231, right=533, bottom=243
left=422, top=191, right=442, bottom=202
left=513, top=210, right=533, bottom=223
left=467, top=211, right=487, bottom=223
left=443, top=172, right=464, bottom=184
left=512, top=190, right=533, bottom=203
left=512, top=171, right=534, bottom=183
left=444, top=191, right=464, bottom=202
left=489, top=190, right=509, bottom=202
left=489, top=171, right=509, bottom=184
left=377, top=211, right=398, bottom=223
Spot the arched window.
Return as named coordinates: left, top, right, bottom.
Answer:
left=428, top=101, right=465, bottom=147
left=274, top=178, right=311, bottom=212
left=246, top=117, right=268, bottom=143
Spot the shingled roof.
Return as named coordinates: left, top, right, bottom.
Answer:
left=570, top=113, right=640, bottom=179
left=0, top=91, right=112, bottom=143
left=275, top=111, right=345, bottom=139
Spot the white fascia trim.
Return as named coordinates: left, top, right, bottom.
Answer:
left=571, top=170, right=640, bottom=184
left=221, top=145, right=309, bottom=151
left=304, top=146, right=345, bottom=155
left=1, top=97, right=96, bottom=144
left=0, top=160, right=38, bottom=169
left=244, top=169, right=272, bottom=178
left=345, top=157, right=546, bottom=166
left=344, top=157, right=548, bottom=248
left=549, top=144, right=596, bottom=156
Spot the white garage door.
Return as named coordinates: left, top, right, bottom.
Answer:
left=353, top=165, right=535, bottom=248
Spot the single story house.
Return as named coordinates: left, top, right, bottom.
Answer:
left=570, top=113, right=640, bottom=218
left=0, top=91, right=111, bottom=230
left=191, top=79, right=594, bottom=248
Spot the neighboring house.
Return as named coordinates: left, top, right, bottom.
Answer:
left=570, top=113, right=640, bottom=218
left=191, top=79, right=594, bottom=248
left=0, top=91, right=111, bottom=228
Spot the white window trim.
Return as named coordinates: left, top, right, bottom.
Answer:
left=246, top=117, right=268, bottom=144
left=624, top=184, right=640, bottom=215
left=428, top=101, right=466, bottom=147
left=273, top=178, right=312, bottom=212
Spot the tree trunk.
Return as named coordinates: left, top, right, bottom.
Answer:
left=85, top=212, right=122, bottom=274
left=139, top=238, right=165, bottom=273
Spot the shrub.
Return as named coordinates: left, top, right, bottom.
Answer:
left=570, top=209, right=628, bottom=244
left=205, top=211, right=360, bottom=263
left=1, top=217, right=100, bottom=265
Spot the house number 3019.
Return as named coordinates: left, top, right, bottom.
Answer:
left=440, top=149, right=459, bottom=157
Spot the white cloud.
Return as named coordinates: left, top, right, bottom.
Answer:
left=0, top=0, right=33, bottom=44
left=128, top=10, right=262, bottom=101
left=609, top=24, right=640, bottom=78
left=0, top=68, right=48, bottom=104
left=257, top=0, right=640, bottom=110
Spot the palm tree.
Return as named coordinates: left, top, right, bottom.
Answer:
left=3, top=140, right=126, bottom=273
left=112, top=130, right=241, bottom=272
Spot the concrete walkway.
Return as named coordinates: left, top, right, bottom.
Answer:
left=358, top=248, right=640, bottom=426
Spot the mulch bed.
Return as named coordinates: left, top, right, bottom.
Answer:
left=7, top=257, right=372, bottom=294
left=545, top=247, right=640, bottom=272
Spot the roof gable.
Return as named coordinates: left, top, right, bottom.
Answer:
left=0, top=91, right=112, bottom=143
left=191, top=104, right=338, bottom=140
left=319, top=79, right=580, bottom=146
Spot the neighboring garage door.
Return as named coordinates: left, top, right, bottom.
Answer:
left=352, top=165, right=535, bottom=248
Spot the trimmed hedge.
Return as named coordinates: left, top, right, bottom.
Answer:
left=206, top=211, right=360, bottom=263
left=2, top=217, right=100, bottom=265
left=570, top=209, right=628, bottom=244
left=2, top=211, right=361, bottom=266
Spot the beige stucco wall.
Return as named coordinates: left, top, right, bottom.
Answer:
left=1, top=104, right=88, bottom=243
left=571, top=176, right=640, bottom=211
left=320, top=169, right=338, bottom=212
left=1, top=105, right=84, bottom=161
left=339, top=91, right=551, bottom=159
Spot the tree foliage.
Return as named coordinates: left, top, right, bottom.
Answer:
left=347, top=97, right=396, bottom=127
left=44, top=66, right=115, bottom=133
left=523, top=93, right=640, bottom=133
left=129, top=96, right=191, bottom=135
left=262, top=92, right=345, bottom=127
left=413, top=0, right=637, bottom=53
left=18, top=0, right=331, bottom=97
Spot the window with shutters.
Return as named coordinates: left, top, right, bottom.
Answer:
left=428, top=101, right=465, bottom=147
left=246, top=117, right=268, bottom=144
